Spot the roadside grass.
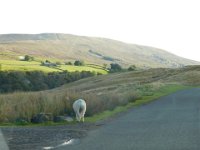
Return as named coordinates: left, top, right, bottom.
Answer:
left=85, top=84, right=192, bottom=122
left=0, top=84, right=195, bottom=127
left=0, top=66, right=199, bottom=126
left=0, top=120, right=76, bottom=127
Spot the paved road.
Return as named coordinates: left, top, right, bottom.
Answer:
left=59, top=88, right=200, bottom=150
left=0, top=130, right=9, bottom=150
left=0, top=123, right=92, bottom=150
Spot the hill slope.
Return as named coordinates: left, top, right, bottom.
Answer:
left=0, top=33, right=199, bottom=68
left=1, top=65, right=200, bottom=123
left=58, top=65, right=200, bottom=95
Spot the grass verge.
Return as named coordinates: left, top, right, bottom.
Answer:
left=0, top=120, right=77, bottom=127
left=0, top=84, right=194, bottom=127
left=85, top=84, right=193, bottom=122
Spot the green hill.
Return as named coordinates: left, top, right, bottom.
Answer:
left=0, top=33, right=199, bottom=68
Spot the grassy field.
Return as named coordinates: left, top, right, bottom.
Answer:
left=0, top=60, right=107, bottom=74
left=59, top=65, right=107, bottom=74
left=0, top=65, right=199, bottom=125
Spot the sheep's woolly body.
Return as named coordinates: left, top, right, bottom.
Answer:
left=73, top=99, right=86, bottom=122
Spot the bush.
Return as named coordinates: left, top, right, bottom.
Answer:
left=45, top=60, right=51, bottom=63
left=109, top=63, right=122, bottom=72
left=0, top=70, right=96, bottom=93
left=24, top=55, right=34, bottom=61
left=65, top=62, right=73, bottom=65
left=0, top=81, right=159, bottom=123
left=103, top=63, right=107, bottom=69
left=128, top=65, right=136, bottom=71
left=74, top=60, right=85, bottom=66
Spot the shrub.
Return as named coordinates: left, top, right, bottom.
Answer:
left=103, top=63, right=107, bottom=69
left=24, top=55, right=34, bottom=61
left=74, top=60, right=85, bottom=66
left=65, top=62, right=73, bottom=65
left=109, top=63, right=122, bottom=72
left=0, top=71, right=96, bottom=93
left=0, top=82, right=162, bottom=123
left=128, top=65, right=136, bottom=71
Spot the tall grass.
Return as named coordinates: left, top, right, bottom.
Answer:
left=0, top=92, right=74, bottom=122
left=1, top=65, right=199, bottom=124
left=0, top=85, right=140, bottom=123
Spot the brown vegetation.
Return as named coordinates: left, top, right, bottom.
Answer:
left=0, top=65, right=200, bottom=123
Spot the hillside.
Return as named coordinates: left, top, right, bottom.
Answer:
left=58, top=65, right=200, bottom=95
left=1, top=65, right=200, bottom=123
left=0, top=33, right=199, bottom=68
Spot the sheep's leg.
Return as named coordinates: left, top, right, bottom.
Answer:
left=78, top=116, right=81, bottom=122
left=79, top=112, right=84, bottom=122
left=77, top=111, right=82, bottom=122
left=82, top=111, right=86, bottom=123
left=82, top=117, right=84, bottom=122
left=76, top=113, right=79, bottom=122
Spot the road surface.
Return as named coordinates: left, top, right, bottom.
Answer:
left=58, top=88, right=200, bottom=150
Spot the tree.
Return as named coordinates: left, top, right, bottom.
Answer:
left=128, top=65, right=136, bottom=71
left=110, top=63, right=122, bottom=72
left=0, top=70, right=96, bottom=93
left=74, top=60, right=85, bottom=66
left=65, top=62, right=73, bottom=65
left=103, top=63, right=107, bottom=69
left=24, top=55, right=34, bottom=61
left=45, top=60, right=51, bottom=63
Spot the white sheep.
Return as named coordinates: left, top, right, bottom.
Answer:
left=73, top=99, right=86, bottom=122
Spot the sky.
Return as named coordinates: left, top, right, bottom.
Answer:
left=0, top=0, right=200, bottom=61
